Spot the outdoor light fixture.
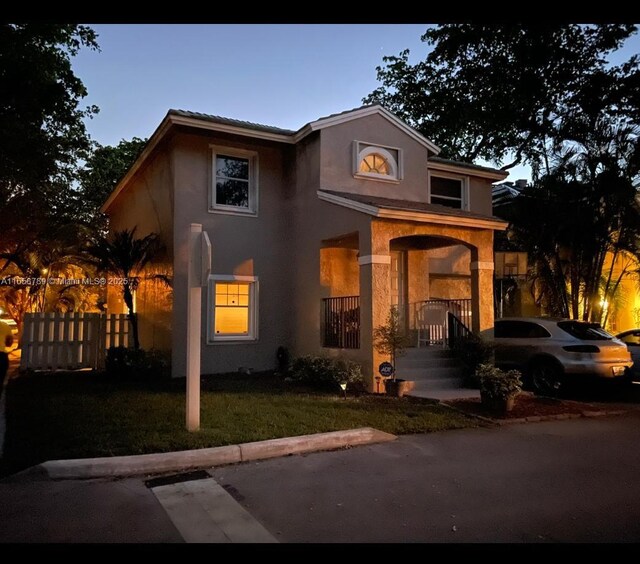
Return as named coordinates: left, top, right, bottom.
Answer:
left=339, top=381, right=347, bottom=399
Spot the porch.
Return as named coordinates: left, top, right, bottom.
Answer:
left=318, top=218, right=496, bottom=391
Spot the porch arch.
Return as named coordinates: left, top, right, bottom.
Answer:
left=363, top=219, right=494, bottom=338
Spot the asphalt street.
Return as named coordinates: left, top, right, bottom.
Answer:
left=2, top=413, right=640, bottom=543
left=209, top=413, right=640, bottom=543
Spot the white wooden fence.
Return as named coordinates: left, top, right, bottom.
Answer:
left=20, top=312, right=131, bottom=371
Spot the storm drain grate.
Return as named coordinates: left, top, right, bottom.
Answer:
left=144, top=469, right=211, bottom=489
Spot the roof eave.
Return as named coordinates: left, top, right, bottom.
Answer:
left=428, top=160, right=508, bottom=181
left=317, top=190, right=508, bottom=231
left=299, top=105, right=441, bottom=155
left=100, top=112, right=298, bottom=214
left=100, top=113, right=173, bottom=213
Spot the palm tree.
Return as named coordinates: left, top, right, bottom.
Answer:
left=503, top=117, right=640, bottom=324
left=87, top=228, right=163, bottom=350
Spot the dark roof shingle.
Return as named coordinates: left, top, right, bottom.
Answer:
left=169, top=109, right=296, bottom=136
left=429, top=156, right=506, bottom=176
left=320, top=190, right=505, bottom=223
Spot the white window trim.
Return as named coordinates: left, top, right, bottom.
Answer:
left=353, top=141, right=402, bottom=183
left=427, top=170, right=469, bottom=211
left=209, top=145, right=259, bottom=216
left=207, top=274, right=259, bottom=344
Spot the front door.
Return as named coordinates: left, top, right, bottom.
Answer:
left=390, top=250, right=408, bottom=331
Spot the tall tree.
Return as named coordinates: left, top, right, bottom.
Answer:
left=0, top=24, right=100, bottom=323
left=0, top=24, right=99, bottom=193
left=501, top=119, right=640, bottom=324
left=364, top=24, right=638, bottom=171
left=78, top=137, right=147, bottom=218
left=367, top=25, right=640, bottom=325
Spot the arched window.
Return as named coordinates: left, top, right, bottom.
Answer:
left=355, top=145, right=399, bottom=181
left=360, top=152, right=390, bottom=175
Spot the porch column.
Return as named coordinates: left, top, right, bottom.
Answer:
left=470, top=260, right=494, bottom=332
left=359, top=248, right=391, bottom=393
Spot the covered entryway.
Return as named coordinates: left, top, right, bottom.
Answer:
left=316, top=190, right=507, bottom=391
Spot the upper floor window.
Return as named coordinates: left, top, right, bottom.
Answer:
left=429, top=173, right=468, bottom=210
left=210, top=146, right=258, bottom=215
left=353, top=142, right=401, bottom=183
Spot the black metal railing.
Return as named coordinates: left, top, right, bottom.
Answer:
left=410, top=298, right=472, bottom=347
left=447, top=311, right=471, bottom=349
left=322, top=296, right=360, bottom=349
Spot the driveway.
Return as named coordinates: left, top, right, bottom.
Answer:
left=2, top=413, right=640, bottom=542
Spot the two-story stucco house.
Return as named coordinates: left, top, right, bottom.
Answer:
left=101, top=104, right=507, bottom=391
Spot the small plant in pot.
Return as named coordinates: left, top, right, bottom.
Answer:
left=477, top=363, right=523, bottom=414
left=373, top=307, right=413, bottom=397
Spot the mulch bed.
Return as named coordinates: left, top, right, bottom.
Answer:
left=445, top=392, right=617, bottom=421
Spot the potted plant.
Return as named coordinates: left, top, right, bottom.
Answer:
left=373, top=307, right=413, bottom=397
left=477, top=363, right=523, bottom=413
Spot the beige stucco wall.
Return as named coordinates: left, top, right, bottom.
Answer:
left=468, top=177, right=494, bottom=216
left=428, top=245, right=470, bottom=276
left=105, top=141, right=174, bottom=351
left=427, top=244, right=471, bottom=301
left=407, top=250, right=430, bottom=305
left=610, top=274, right=640, bottom=332
left=171, top=129, right=296, bottom=377
left=429, top=277, right=472, bottom=301
left=290, top=132, right=372, bottom=363
left=319, top=114, right=498, bottom=218
left=319, top=114, right=430, bottom=202
left=372, top=220, right=494, bottom=315
left=320, top=247, right=360, bottom=297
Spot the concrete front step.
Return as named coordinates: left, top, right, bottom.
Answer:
left=401, top=347, right=452, bottom=359
left=397, top=357, right=462, bottom=369
left=395, top=345, right=466, bottom=392
left=397, top=366, right=463, bottom=381
left=408, top=388, right=480, bottom=401
left=411, top=376, right=465, bottom=391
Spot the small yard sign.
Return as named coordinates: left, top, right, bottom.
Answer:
left=379, top=361, right=395, bottom=377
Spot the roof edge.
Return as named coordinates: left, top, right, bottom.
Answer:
left=303, top=105, right=441, bottom=155
left=100, top=113, right=173, bottom=213
left=428, top=157, right=508, bottom=180
left=317, top=190, right=508, bottom=231
left=100, top=105, right=444, bottom=213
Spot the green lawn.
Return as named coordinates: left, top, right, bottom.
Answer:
left=1, top=371, right=477, bottom=476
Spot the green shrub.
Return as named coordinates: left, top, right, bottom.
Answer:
left=451, top=333, right=494, bottom=387
left=289, top=355, right=365, bottom=392
left=477, top=363, right=522, bottom=400
left=105, top=346, right=171, bottom=381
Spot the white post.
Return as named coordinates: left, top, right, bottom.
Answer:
left=186, top=223, right=202, bottom=431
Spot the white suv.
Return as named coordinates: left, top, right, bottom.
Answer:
left=481, top=317, right=633, bottom=395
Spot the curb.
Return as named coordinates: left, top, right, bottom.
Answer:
left=491, top=409, right=626, bottom=426
left=440, top=398, right=629, bottom=427
left=39, top=427, right=397, bottom=480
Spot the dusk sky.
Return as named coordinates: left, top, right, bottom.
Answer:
left=72, top=24, right=640, bottom=183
